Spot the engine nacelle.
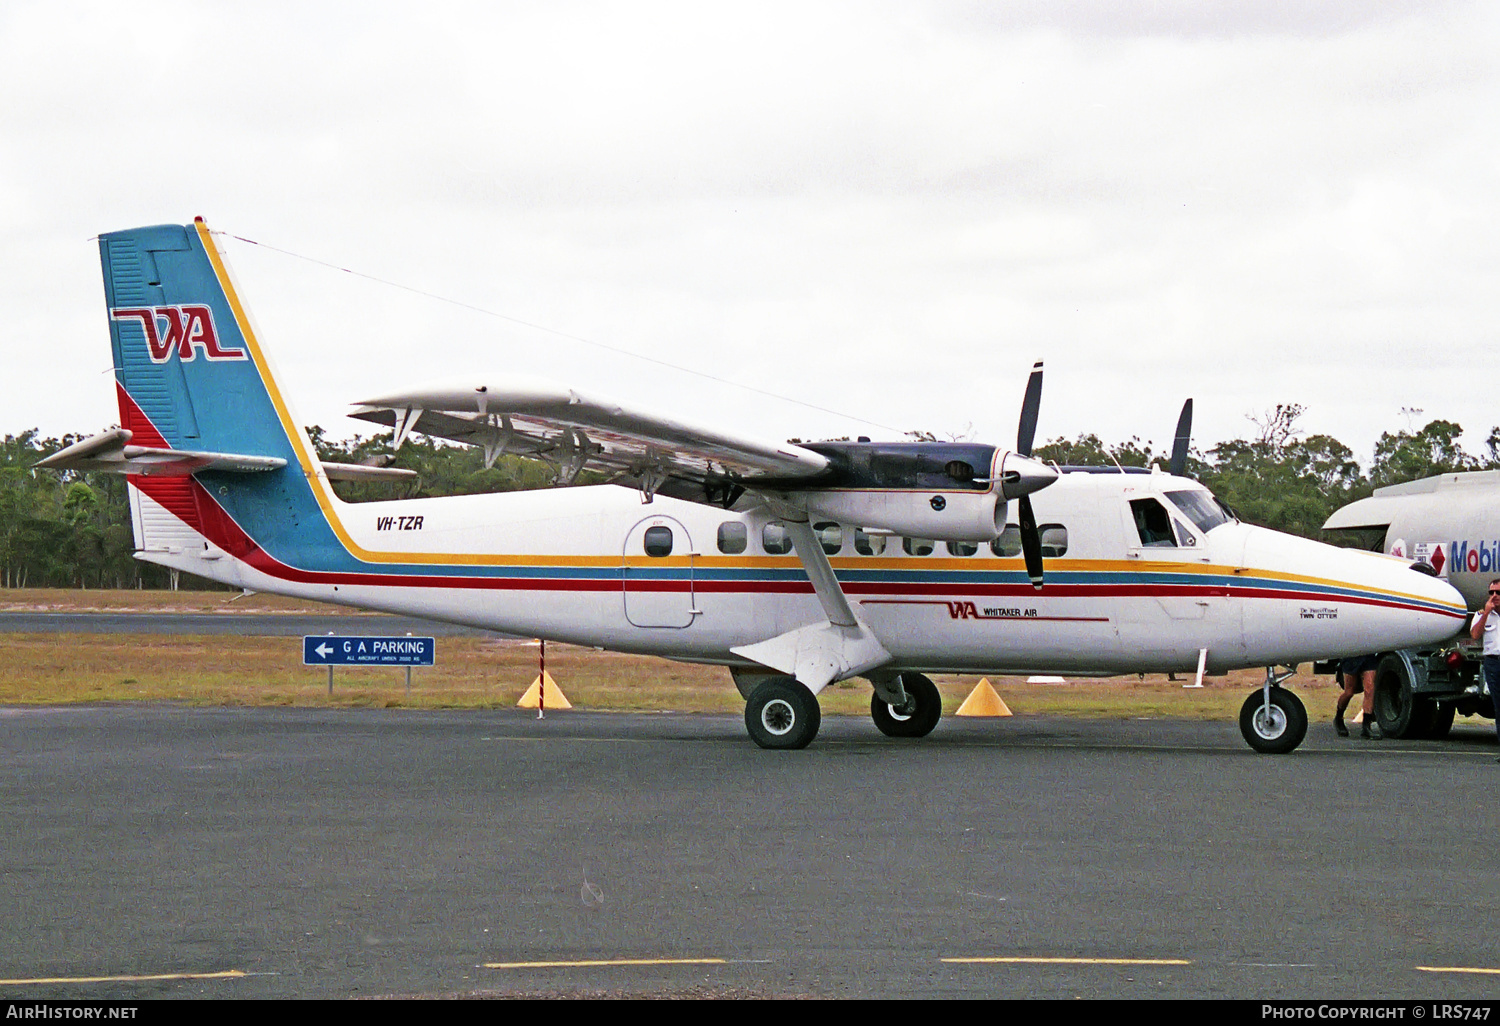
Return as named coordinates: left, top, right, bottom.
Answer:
left=800, top=488, right=1007, bottom=543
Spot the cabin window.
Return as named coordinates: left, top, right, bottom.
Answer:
left=946, top=541, right=979, bottom=556
left=855, top=529, right=886, bottom=556
left=903, top=537, right=935, bottom=556
left=717, top=522, right=747, bottom=554
left=762, top=522, right=793, bottom=555
left=988, top=524, right=1068, bottom=557
left=991, top=524, right=1021, bottom=558
left=643, top=525, right=673, bottom=557
left=1040, top=524, right=1069, bottom=557
left=814, top=522, right=843, bottom=555
left=1130, top=499, right=1177, bottom=547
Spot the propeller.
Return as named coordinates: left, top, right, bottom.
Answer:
left=1012, top=361, right=1049, bottom=590
left=1168, top=398, right=1193, bottom=477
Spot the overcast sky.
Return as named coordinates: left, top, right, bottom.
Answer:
left=3, top=1, right=1496, bottom=469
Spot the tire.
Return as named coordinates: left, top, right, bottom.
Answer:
left=745, top=676, right=821, bottom=750
left=871, top=672, right=942, bottom=738
left=1238, top=686, right=1308, bottom=754
left=1374, top=654, right=1425, bottom=738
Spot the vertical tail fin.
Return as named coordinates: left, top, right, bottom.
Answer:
left=101, top=219, right=308, bottom=465
left=99, top=219, right=339, bottom=576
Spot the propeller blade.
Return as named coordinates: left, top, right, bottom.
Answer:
left=1016, top=360, right=1043, bottom=457
left=1018, top=494, right=1044, bottom=590
left=1168, top=398, right=1193, bottom=477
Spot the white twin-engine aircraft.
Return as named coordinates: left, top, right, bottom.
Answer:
left=42, top=219, right=1468, bottom=754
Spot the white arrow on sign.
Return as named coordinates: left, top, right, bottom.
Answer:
left=315, top=643, right=333, bottom=659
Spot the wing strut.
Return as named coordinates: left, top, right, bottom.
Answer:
left=730, top=510, right=892, bottom=694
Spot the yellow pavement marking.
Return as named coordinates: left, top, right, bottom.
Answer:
left=1417, top=966, right=1500, bottom=975
left=0, top=970, right=245, bottom=985
left=484, top=958, right=726, bottom=969
left=944, top=957, right=1191, bottom=966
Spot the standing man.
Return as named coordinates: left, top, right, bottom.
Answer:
left=1334, top=654, right=1381, bottom=739
left=1471, top=578, right=1500, bottom=761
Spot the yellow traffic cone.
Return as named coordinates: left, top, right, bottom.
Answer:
left=517, top=670, right=572, bottom=710
left=956, top=678, right=1012, bottom=717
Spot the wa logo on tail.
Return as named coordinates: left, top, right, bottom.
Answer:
left=110, top=305, right=246, bottom=362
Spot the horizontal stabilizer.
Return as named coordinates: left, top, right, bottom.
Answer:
left=36, top=428, right=287, bottom=476
left=319, top=462, right=419, bottom=483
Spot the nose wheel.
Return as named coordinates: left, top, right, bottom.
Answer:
left=1237, top=670, right=1307, bottom=754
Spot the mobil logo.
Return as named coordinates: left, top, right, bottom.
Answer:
left=111, top=305, right=246, bottom=362
left=1447, top=538, right=1500, bottom=575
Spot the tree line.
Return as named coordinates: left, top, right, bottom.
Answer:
left=3, top=408, right=1498, bottom=589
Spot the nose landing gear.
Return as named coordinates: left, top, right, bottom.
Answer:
left=1238, top=666, right=1308, bottom=754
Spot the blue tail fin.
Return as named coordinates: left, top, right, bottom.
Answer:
left=101, top=219, right=304, bottom=465
left=100, top=219, right=348, bottom=575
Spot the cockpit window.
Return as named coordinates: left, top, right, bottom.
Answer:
left=1164, top=489, right=1232, bottom=534
left=1130, top=498, right=1178, bottom=547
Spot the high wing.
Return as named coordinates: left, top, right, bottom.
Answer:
left=349, top=378, right=831, bottom=507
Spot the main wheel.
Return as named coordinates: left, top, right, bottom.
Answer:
left=745, top=676, right=821, bottom=750
left=1238, top=686, right=1308, bottom=754
left=871, top=672, right=942, bottom=738
left=1374, top=654, right=1425, bottom=738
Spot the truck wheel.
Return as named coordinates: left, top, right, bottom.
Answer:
left=1374, top=654, right=1426, bottom=739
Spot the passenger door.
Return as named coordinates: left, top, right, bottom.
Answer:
left=622, top=515, right=697, bottom=628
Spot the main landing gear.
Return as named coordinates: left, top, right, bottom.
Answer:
left=745, top=676, right=822, bottom=750
left=742, top=671, right=945, bottom=749
left=870, top=672, right=942, bottom=738
left=1237, top=666, right=1308, bottom=754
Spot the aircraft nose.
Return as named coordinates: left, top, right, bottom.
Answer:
left=1328, top=548, right=1468, bottom=653
left=1236, top=528, right=1468, bottom=664
left=1001, top=453, right=1058, bottom=500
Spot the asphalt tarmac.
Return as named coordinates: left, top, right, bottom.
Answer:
left=1, top=705, right=1496, bottom=1000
